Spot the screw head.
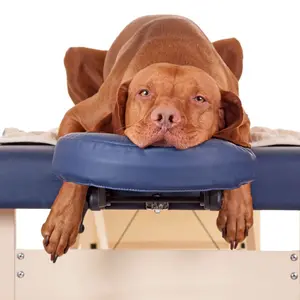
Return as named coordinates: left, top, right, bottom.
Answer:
left=290, top=253, right=298, bottom=261
left=17, top=271, right=25, bottom=278
left=290, top=272, right=298, bottom=280
left=17, top=253, right=25, bottom=260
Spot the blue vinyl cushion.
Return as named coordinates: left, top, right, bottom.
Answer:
left=0, top=145, right=62, bottom=208
left=251, top=146, right=300, bottom=210
left=52, top=133, right=256, bottom=192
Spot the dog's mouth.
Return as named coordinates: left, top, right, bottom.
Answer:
left=125, top=125, right=206, bottom=150
left=151, top=139, right=174, bottom=147
left=150, top=128, right=173, bottom=147
left=140, top=127, right=188, bottom=149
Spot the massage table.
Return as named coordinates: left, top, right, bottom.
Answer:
left=0, top=133, right=299, bottom=300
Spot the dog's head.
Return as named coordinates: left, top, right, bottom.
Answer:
left=117, top=62, right=248, bottom=149
left=64, top=38, right=250, bottom=149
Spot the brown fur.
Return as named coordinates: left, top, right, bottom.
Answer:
left=42, top=15, right=253, bottom=259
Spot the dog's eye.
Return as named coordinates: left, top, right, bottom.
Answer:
left=193, top=95, right=206, bottom=102
left=138, top=89, right=150, bottom=96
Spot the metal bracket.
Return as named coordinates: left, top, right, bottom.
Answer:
left=88, top=187, right=108, bottom=210
left=202, top=191, right=223, bottom=211
left=78, top=187, right=108, bottom=234
left=145, top=193, right=169, bottom=213
left=145, top=201, right=169, bottom=213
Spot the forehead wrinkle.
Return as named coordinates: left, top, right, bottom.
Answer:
left=173, top=75, right=219, bottom=98
left=173, top=74, right=214, bottom=89
left=149, top=66, right=184, bottom=97
left=173, top=78, right=200, bottom=97
left=147, top=65, right=179, bottom=85
left=146, top=75, right=175, bottom=94
left=134, top=66, right=218, bottom=98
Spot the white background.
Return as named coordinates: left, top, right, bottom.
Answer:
left=0, top=0, right=299, bottom=250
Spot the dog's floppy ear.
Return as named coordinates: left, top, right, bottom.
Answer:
left=213, top=38, right=243, bottom=81
left=111, top=77, right=132, bottom=135
left=213, top=90, right=251, bottom=147
left=58, top=78, right=132, bottom=137
left=64, top=47, right=107, bottom=104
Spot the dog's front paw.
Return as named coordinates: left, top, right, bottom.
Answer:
left=216, top=185, right=253, bottom=249
left=41, top=183, right=87, bottom=262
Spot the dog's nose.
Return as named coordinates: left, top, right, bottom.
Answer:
left=151, top=106, right=181, bottom=129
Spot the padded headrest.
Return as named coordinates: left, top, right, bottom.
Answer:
left=52, top=133, right=256, bottom=192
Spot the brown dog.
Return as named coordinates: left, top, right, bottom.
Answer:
left=42, top=15, right=253, bottom=261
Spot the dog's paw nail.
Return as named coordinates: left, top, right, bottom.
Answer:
left=79, top=224, right=85, bottom=234
left=50, top=253, right=57, bottom=262
left=64, top=247, right=69, bottom=254
left=52, top=255, right=58, bottom=263
left=234, top=241, right=238, bottom=249
left=44, top=236, right=49, bottom=247
left=222, top=229, right=226, bottom=239
left=230, top=241, right=234, bottom=250
left=245, top=228, right=249, bottom=237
